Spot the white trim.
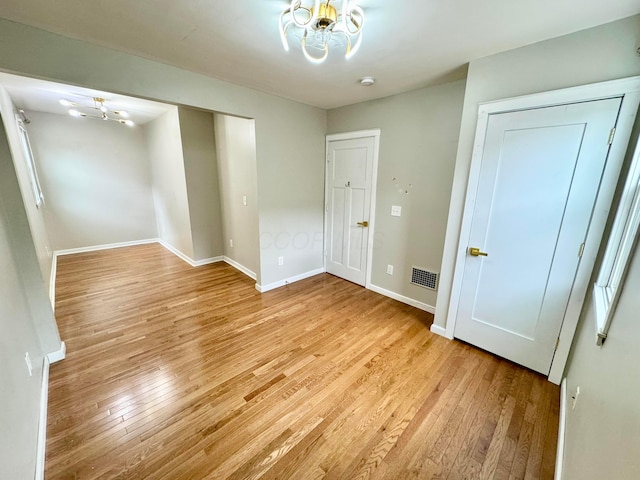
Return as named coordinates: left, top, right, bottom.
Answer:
left=439, top=76, right=640, bottom=384
left=49, top=253, right=57, bottom=310
left=256, top=267, right=325, bottom=293
left=54, top=238, right=159, bottom=256
left=157, top=239, right=195, bottom=266
left=223, top=256, right=256, bottom=280
left=325, top=129, right=381, bottom=142
left=549, top=83, right=640, bottom=383
left=158, top=239, right=224, bottom=267
left=368, top=283, right=435, bottom=313
left=430, top=324, right=450, bottom=339
left=555, top=378, right=567, bottom=480
left=324, top=129, right=381, bottom=289
left=35, top=356, right=50, bottom=480
left=592, top=134, right=640, bottom=345
left=366, top=133, right=380, bottom=289
left=46, top=341, right=66, bottom=364
left=193, top=256, right=224, bottom=267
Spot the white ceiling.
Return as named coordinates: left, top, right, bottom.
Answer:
left=0, top=1, right=639, bottom=109
left=0, top=72, right=174, bottom=124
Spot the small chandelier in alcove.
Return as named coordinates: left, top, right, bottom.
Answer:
left=279, top=0, right=365, bottom=64
left=59, top=97, right=134, bottom=126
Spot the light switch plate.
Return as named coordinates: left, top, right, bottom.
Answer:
left=242, top=195, right=248, bottom=206
left=391, top=205, right=402, bottom=217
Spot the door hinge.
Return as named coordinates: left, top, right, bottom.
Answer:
left=578, top=242, right=585, bottom=258
left=608, top=127, right=616, bottom=145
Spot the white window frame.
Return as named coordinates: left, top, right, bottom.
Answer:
left=16, top=117, right=44, bottom=208
left=593, top=134, right=640, bottom=346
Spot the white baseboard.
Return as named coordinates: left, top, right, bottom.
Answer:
left=256, top=268, right=325, bottom=293
left=156, top=240, right=192, bottom=265
left=35, top=356, right=50, bottom=480
left=223, top=256, right=256, bottom=280
left=193, top=256, right=224, bottom=267
left=49, top=253, right=57, bottom=310
left=367, top=283, right=436, bottom=314
left=555, top=378, right=567, bottom=480
left=47, top=341, right=66, bottom=364
left=158, top=240, right=223, bottom=267
left=429, top=324, right=451, bottom=338
left=54, top=238, right=159, bottom=256
left=157, top=240, right=194, bottom=265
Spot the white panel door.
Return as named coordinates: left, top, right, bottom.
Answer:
left=326, top=136, right=375, bottom=286
left=455, top=98, right=622, bottom=374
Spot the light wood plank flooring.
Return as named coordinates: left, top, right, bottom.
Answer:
left=47, top=243, right=559, bottom=479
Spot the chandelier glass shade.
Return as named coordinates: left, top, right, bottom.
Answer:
left=59, top=97, right=134, bottom=126
left=279, top=0, right=365, bottom=63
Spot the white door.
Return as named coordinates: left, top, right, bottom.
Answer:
left=325, top=135, right=376, bottom=286
left=454, top=98, right=622, bottom=374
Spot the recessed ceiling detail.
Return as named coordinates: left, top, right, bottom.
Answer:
left=0, top=72, right=173, bottom=125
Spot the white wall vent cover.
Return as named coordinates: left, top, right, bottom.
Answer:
left=410, top=266, right=439, bottom=290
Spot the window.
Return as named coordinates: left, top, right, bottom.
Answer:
left=16, top=118, right=44, bottom=208
left=593, top=134, right=640, bottom=345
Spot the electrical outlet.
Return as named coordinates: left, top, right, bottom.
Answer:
left=386, top=264, right=394, bottom=275
left=571, top=386, right=581, bottom=410
left=278, top=256, right=284, bottom=266
left=391, top=205, right=402, bottom=217
left=25, top=352, right=33, bottom=376
left=229, top=239, right=233, bottom=248
left=242, top=195, right=248, bottom=206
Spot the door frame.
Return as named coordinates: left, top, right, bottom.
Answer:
left=443, top=76, right=640, bottom=384
left=324, top=129, right=381, bottom=288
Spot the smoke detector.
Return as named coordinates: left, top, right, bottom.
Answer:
left=360, top=76, right=375, bottom=86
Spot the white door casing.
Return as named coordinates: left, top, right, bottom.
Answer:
left=439, top=77, right=640, bottom=384
left=454, top=98, right=622, bottom=374
left=325, top=130, right=380, bottom=286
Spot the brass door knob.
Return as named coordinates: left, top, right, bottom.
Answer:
left=357, top=221, right=369, bottom=227
left=469, top=247, right=488, bottom=257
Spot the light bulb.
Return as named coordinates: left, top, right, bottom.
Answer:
left=124, top=120, right=134, bottom=127
left=59, top=99, right=73, bottom=107
left=69, top=109, right=82, bottom=117
left=100, top=105, right=108, bottom=113
left=115, top=110, right=129, bottom=118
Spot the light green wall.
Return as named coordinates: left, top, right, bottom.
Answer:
left=144, top=108, right=194, bottom=258
left=214, top=114, right=260, bottom=276
left=178, top=107, right=225, bottom=262
left=562, top=242, right=640, bottom=479
left=25, top=110, right=158, bottom=251
left=435, top=14, right=640, bottom=330
left=0, top=18, right=326, bottom=287
left=327, top=80, right=466, bottom=308
left=0, top=117, right=59, bottom=479
left=0, top=85, right=54, bottom=293
left=0, top=90, right=60, bottom=356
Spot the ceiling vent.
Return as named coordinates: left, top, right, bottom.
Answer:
left=410, top=267, right=439, bottom=291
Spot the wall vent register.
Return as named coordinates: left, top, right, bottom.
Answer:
left=411, top=267, right=439, bottom=290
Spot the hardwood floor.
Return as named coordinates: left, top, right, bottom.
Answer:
left=46, top=243, right=559, bottom=479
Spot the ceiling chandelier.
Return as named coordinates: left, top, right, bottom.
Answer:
left=59, top=97, right=134, bottom=126
left=279, top=0, right=365, bottom=64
